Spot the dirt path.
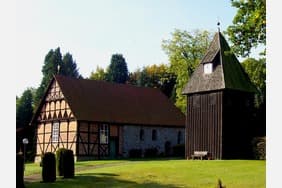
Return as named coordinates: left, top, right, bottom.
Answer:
left=24, top=161, right=133, bottom=183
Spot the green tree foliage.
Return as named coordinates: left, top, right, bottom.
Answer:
left=89, top=66, right=107, bottom=81
left=16, top=88, right=34, bottom=128
left=226, top=0, right=266, bottom=57
left=34, top=47, right=63, bottom=108
left=34, top=47, right=81, bottom=108
left=242, top=57, right=266, bottom=107
left=60, top=52, right=81, bottom=78
left=242, top=58, right=266, bottom=136
left=128, top=64, right=176, bottom=99
left=107, top=54, right=129, bottom=84
left=162, top=29, right=213, bottom=112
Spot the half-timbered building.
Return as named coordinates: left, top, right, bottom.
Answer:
left=182, top=31, right=257, bottom=159
left=31, top=75, right=185, bottom=162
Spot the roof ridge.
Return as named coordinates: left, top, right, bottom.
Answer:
left=218, top=32, right=226, bottom=89
left=51, top=75, right=185, bottom=126
left=55, top=74, right=161, bottom=92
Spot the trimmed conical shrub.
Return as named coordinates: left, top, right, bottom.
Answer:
left=63, top=149, right=74, bottom=178
left=42, top=152, right=56, bottom=182
left=56, top=148, right=67, bottom=176
left=16, top=153, right=25, bottom=188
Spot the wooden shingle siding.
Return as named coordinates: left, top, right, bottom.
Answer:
left=186, top=92, right=222, bottom=159
left=183, top=32, right=256, bottom=160
left=182, top=32, right=256, bottom=95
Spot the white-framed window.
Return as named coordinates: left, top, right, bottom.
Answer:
left=100, top=124, right=109, bottom=144
left=204, top=63, right=213, bottom=74
left=52, top=122, right=59, bottom=143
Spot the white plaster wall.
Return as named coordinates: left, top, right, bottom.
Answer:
left=122, top=125, right=184, bottom=157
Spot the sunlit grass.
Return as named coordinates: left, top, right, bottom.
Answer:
left=25, top=159, right=265, bottom=188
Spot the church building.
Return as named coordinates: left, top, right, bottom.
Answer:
left=31, top=75, right=185, bottom=162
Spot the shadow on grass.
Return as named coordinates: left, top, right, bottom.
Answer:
left=126, top=157, right=185, bottom=162
left=25, top=172, right=180, bottom=188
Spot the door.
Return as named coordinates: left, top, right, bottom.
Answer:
left=109, top=137, right=118, bottom=159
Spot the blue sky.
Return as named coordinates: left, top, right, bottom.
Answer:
left=15, top=0, right=239, bottom=96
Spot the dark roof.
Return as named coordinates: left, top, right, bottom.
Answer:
left=182, top=32, right=257, bottom=94
left=40, top=75, right=185, bottom=127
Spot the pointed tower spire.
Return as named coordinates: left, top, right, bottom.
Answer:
left=182, top=31, right=257, bottom=94
left=217, top=21, right=221, bottom=32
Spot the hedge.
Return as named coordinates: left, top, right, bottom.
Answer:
left=42, top=152, right=56, bottom=182
left=144, top=147, right=158, bottom=158
left=172, top=144, right=185, bottom=157
left=16, top=153, right=25, bottom=188
left=252, top=137, right=266, bottom=160
left=56, top=148, right=67, bottom=176
left=62, top=149, right=75, bottom=178
left=129, top=149, right=142, bottom=158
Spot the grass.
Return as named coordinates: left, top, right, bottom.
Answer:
left=24, top=159, right=125, bottom=176
left=25, top=159, right=265, bottom=188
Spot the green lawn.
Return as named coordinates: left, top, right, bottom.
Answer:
left=25, top=159, right=265, bottom=188
left=24, top=159, right=125, bottom=176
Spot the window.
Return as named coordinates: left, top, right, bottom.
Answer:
left=140, top=129, right=144, bottom=141
left=177, top=131, right=182, bottom=144
left=100, top=124, right=109, bottom=144
left=152, top=129, right=157, bottom=141
left=204, top=63, right=213, bottom=74
left=52, top=122, right=59, bottom=143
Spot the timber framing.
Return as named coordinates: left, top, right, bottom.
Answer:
left=31, top=75, right=185, bottom=162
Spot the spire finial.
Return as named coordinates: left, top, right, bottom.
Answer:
left=217, top=21, right=220, bottom=32
left=57, top=64, right=60, bottom=74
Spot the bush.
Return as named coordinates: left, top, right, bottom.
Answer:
left=129, top=149, right=142, bottom=158
left=16, top=153, right=25, bottom=188
left=56, top=148, right=67, bottom=176
left=144, top=147, right=158, bottom=158
left=172, top=144, right=185, bottom=157
left=42, top=152, right=56, bottom=182
left=252, top=137, right=266, bottom=160
left=62, top=149, right=75, bottom=178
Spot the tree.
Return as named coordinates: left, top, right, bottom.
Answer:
left=16, top=88, right=36, bottom=160
left=162, top=29, right=213, bottom=112
left=242, top=57, right=266, bottom=107
left=89, top=66, right=107, bottom=81
left=16, top=88, right=34, bottom=129
left=242, top=57, right=266, bottom=136
left=34, top=47, right=63, bottom=108
left=226, top=0, right=266, bottom=57
left=34, top=47, right=81, bottom=108
left=107, top=54, right=129, bottom=84
left=128, top=64, right=176, bottom=99
left=60, top=52, right=81, bottom=78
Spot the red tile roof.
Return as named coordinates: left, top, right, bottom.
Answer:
left=54, top=75, right=184, bottom=127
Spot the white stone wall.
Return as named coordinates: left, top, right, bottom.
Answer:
left=121, top=125, right=184, bottom=157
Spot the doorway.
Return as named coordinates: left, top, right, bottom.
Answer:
left=109, top=137, right=119, bottom=159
